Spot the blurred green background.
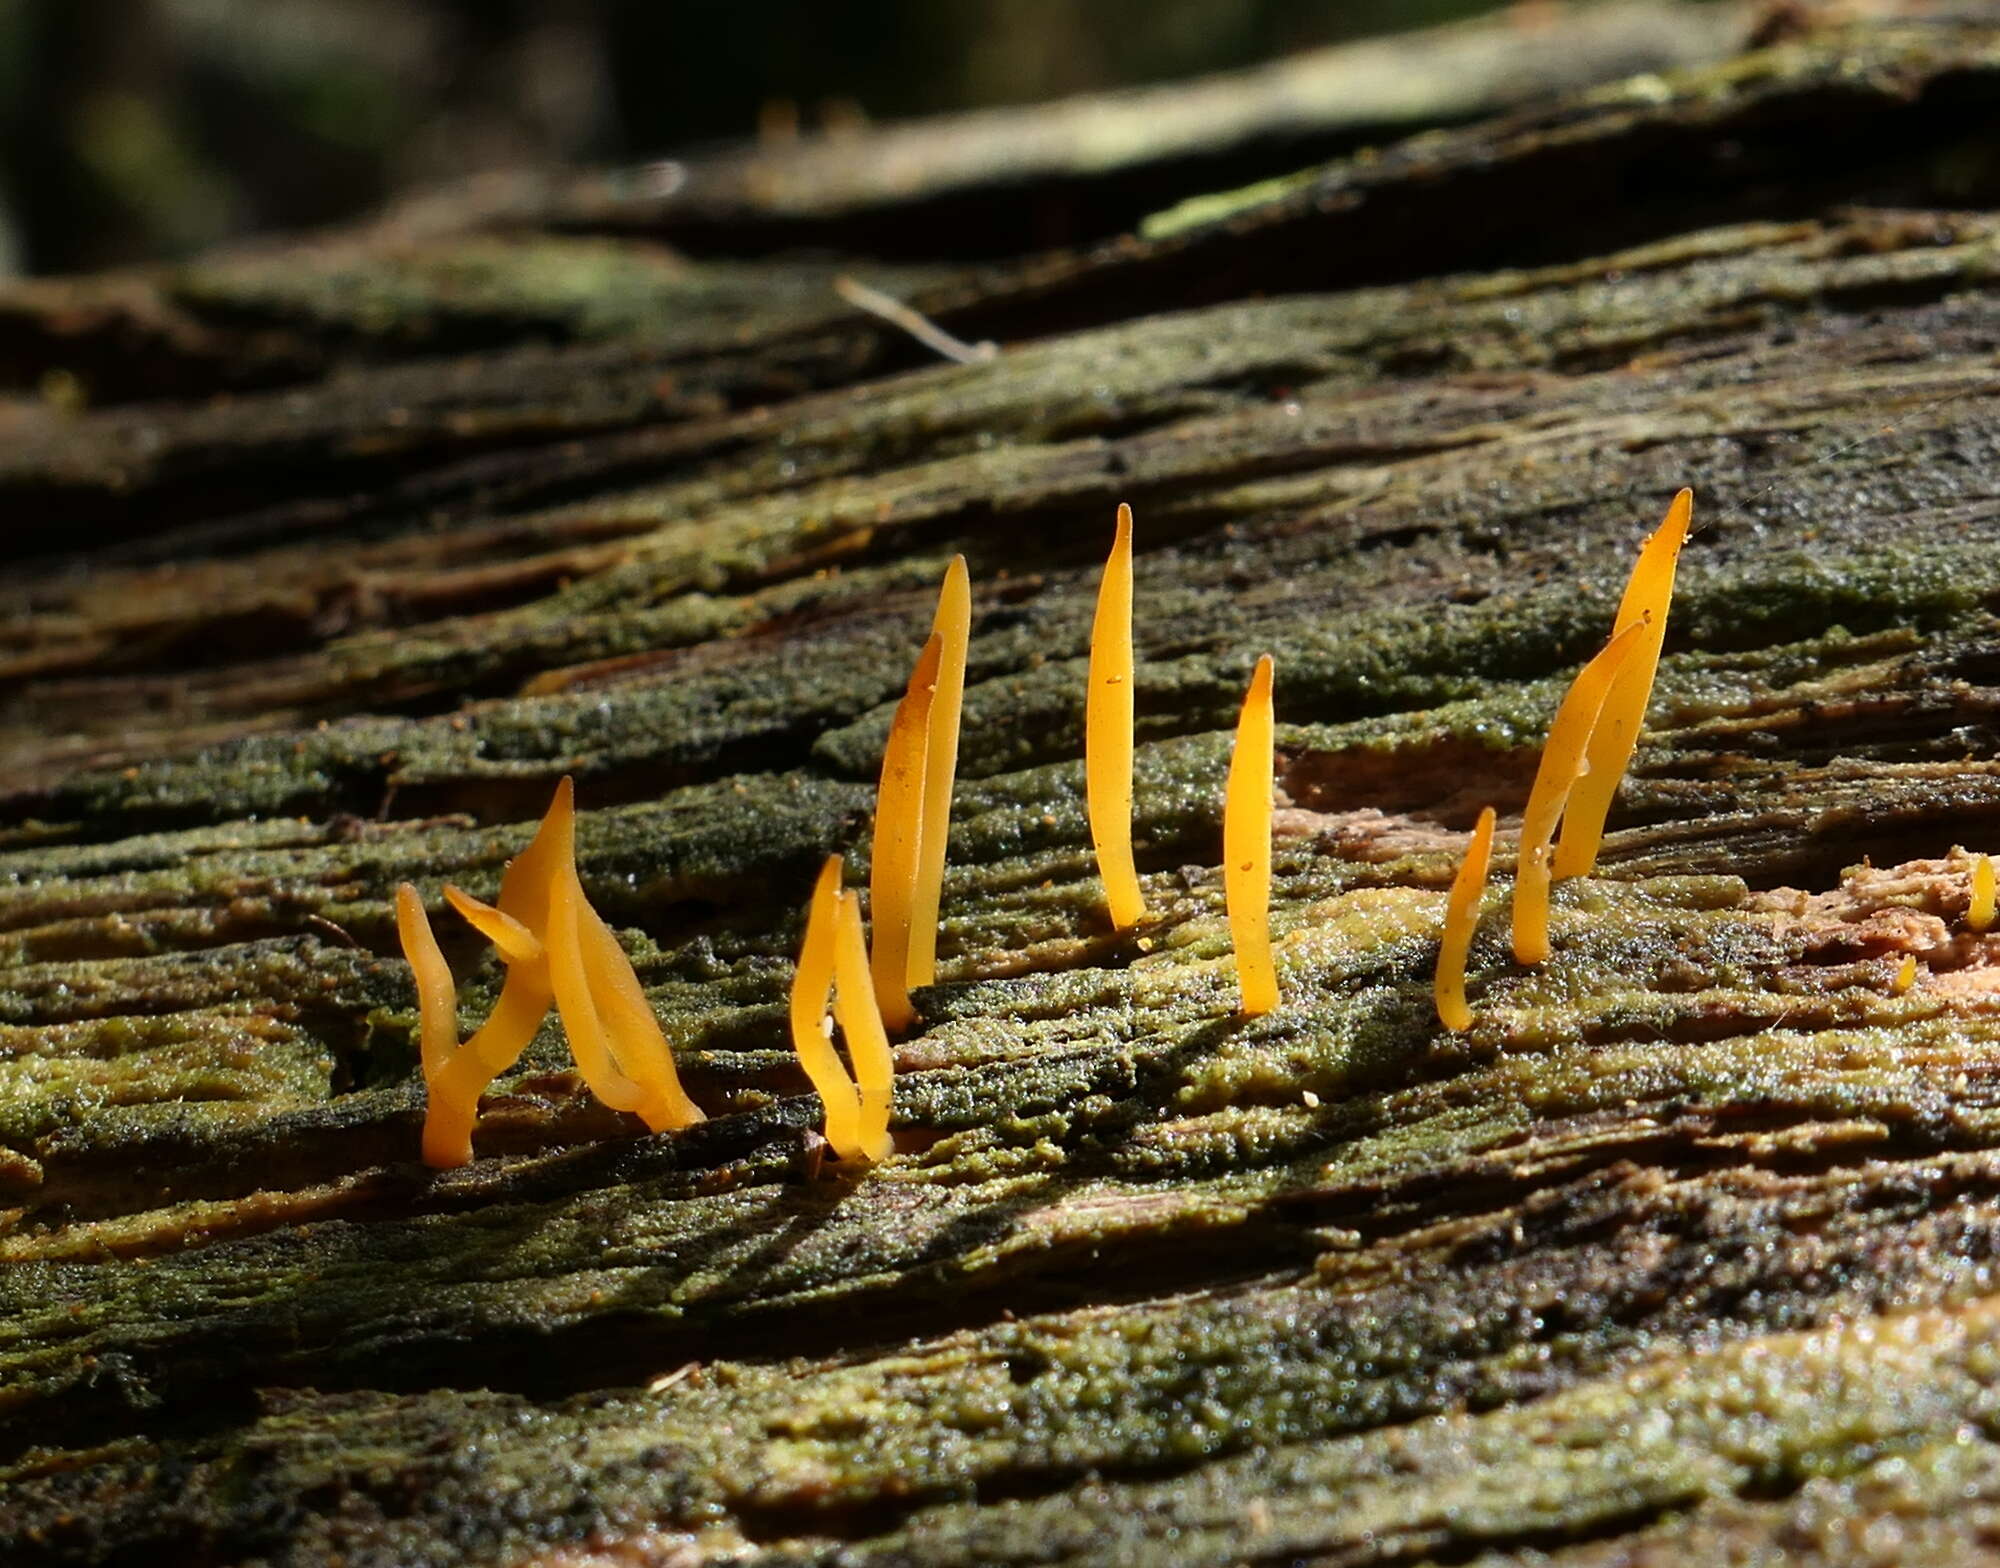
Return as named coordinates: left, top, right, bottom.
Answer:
left=0, top=0, right=1528, bottom=275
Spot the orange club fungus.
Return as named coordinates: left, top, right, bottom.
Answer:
left=789, top=855, right=878, bottom=1162
left=870, top=632, right=944, bottom=1033
left=831, top=889, right=896, bottom=1163
left=1434, top=806, right=1496, bottom=1032
left=1552, top=488, right=1692, bottom=879
left=868, top=558, right=972, bottom=1033
left=1972, top=853, right=1996, bottom=933
left=1225, top=654, right=1279, bottom=1016
left=1511, top=620, right=1648, bottom=966
left=394, top=778, right=703, bottom=1169
left=788, top=856, right=895, bottom=1164
left=1088, top=503, right=1147, bottom=931
left=908, top=556, right=970, bottom=987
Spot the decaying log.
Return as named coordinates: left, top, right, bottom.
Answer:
left=8, top=11, right=2000, bottom=1566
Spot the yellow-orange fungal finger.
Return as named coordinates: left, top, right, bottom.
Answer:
left=578, top=903, right=706, bottom=1131
left=1225, top=654, right=1279, bottom=1017
left=546, top=864, right=649, bottom=1116
left=1552, top=489, right=1692, bottom=879
left=1435, top=806, right=1497, bottom=1032
left=443, top=885, right=542, bottom=966
left=871, top=632, right=943, bottom=1034
left=1088, top=503, right=1146, bottom=931
left=791, top=856, right=863, bottom=1157
left=396, top=884, right=460, bottom=1085
left=909, top=556, right=970, bottom=987
left=397, top=884, right=487, bottom=1170
left=832, top=890, right=896, bottom=1164
left=1513, top=621, right=1649, bottom=966
left=1972, top=854, right=1996, bottom=933
left=1894, top=953, right=1918, bottom=995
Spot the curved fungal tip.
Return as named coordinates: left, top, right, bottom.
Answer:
left=443, top=884, right=542, bottom=966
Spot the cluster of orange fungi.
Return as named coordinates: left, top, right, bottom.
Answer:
left=1431, top=489, right=1691, bottom=1030
left=395, top=505, right=1287, bottom=1168
left=406, top=487, right=1987, bottom=1170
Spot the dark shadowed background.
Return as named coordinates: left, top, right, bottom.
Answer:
left=0, top=0, right=1609, bottom=275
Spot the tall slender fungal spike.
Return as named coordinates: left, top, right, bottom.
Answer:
left=1435, top=806, right=1497, bottom=1032
left=832, top=890, right=897, bottom=1163
left=1225, top=654, right=1279, bottom=1016
left=1973, top=854, right=1996, bottom=933
left=908, top=557, right=970, bottom=988
left=1552, top=489, right=1692, bottom=879
left=1513, top=621, right=1649, bottom=966
left=1088, top=503, right=1147, bottom=931
left=791, top=854, right=863, bottom=1157
left=396, top=885, right=460, bottom=1087
left=871, top=631, right=944, bottom=1033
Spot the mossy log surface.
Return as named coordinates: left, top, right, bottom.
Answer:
left=9, top=15, right=2000, bottom=1566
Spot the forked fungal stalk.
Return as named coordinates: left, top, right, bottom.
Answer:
left=1972, top=854, right=1996, bottom=933
left=1088, top=503, right=1147, bottom=931
left=1225, top=654, right=1279, bottom=1016
left=399, top=777, right=703, bottom=1169
left=831, top=889, right=896, bottom=1163
left=1434, top=805, right=1497, bottom=1032
left=908, top=556, right=970, bottom=987
left=871, top=632, right=945, bottom=1033
left=1552, top=489, right=1692, bottom=879
left=790, top=854, right=864, bottom=1157
left=1512, top=621, right=1649, bottom=967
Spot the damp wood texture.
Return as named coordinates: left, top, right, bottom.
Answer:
left=13, top=12, right=2000, bottom=1567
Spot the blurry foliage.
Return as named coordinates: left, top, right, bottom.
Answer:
left=0, top=0, right=1551, bottom=275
